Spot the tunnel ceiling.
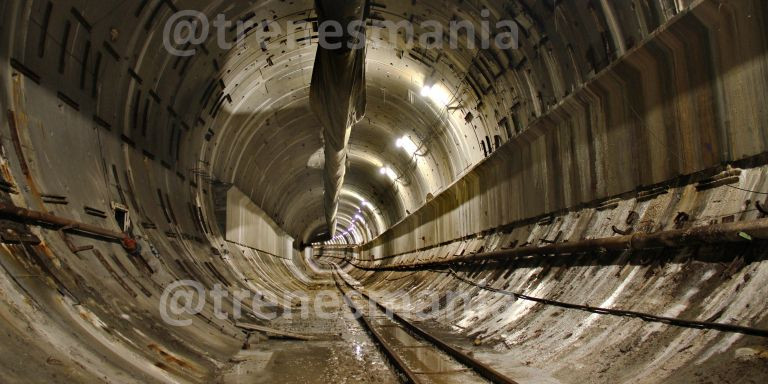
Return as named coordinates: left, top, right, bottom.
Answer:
left=5, top=0, right=684, bottom=244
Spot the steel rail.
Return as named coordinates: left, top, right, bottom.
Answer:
left=333, top=276, right=425, bottom=384
left=334, top=269, right=519, bottom=384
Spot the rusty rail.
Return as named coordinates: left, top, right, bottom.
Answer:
left=357, top=218, right=768, bottom=271
left=334, top=269, right=519, bottom=384
left=333, top=276, right=425, bottom=384
left=0, top=202, right=126, bottom=241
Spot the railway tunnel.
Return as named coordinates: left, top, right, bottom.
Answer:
left=0, top=0, right=767, bottom=382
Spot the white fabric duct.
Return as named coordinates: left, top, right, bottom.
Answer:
left=310, top=0, right=368, bottom=238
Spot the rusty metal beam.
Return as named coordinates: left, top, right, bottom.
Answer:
left=0, top=202, right=125, bottom=241
left=358, top=218, right=768, bottom=270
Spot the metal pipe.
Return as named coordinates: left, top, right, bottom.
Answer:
left=0, top=202, right=125, bottom=241
left=360, top=218, right=768, bottom=270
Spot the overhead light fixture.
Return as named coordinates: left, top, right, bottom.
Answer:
left=396, top=135, right=419, bottom=156
left=420, top=85, right=433, bottom=97
left=419, top=76, right=453, bottom=107
left=379, top=166, right=397, bottom=181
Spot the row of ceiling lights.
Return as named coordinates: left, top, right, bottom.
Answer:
left=378, top=82, right=439, bottom=181
left=329, top=198, right=374, bottom=242
left=328, top=81, right=450, bottom=244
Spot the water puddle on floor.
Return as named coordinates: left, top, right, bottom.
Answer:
left=375, top=321, right=487, bottom=383
left=217, top=289, right=399, bottom=384
left=413, top=322, right=563, bottom=384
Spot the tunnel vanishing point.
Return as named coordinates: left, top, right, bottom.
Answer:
left=0, top=0, right=767, bottom=383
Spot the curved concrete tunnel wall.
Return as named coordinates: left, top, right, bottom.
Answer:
left=362, top=0, right=768, bottom=254
left=0, top=2, right=319, bottom=381
left=345, top=2, right=768, bottom=382
left=0, top=0, right=766, bottom=382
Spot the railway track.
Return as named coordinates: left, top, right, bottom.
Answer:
left=333, top=268, right=518, bottom=384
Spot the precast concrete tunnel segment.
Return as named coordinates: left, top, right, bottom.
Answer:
left=0, top=0, right=767, bottom=382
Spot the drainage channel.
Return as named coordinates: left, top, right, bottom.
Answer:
left=333, top=268, right=518, bottom=384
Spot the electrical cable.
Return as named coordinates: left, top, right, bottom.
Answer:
left=726, top=185, right=768, bottom=195
left=445, top=267, right=768, bottom=338
left=339, top=258, right=768, bottom=337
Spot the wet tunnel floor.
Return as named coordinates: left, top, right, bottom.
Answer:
left=214, top=282, right=564, bottom=384
left=216, top=285, right=399, bottom=383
